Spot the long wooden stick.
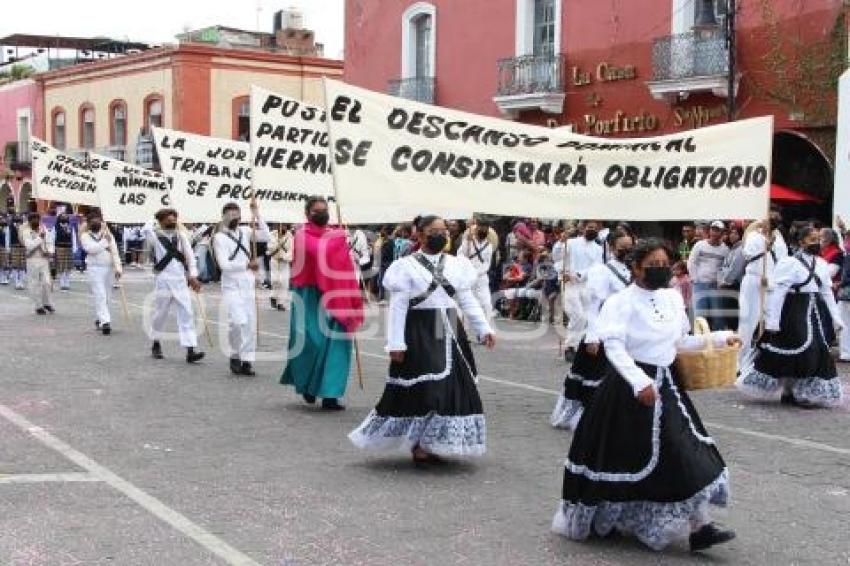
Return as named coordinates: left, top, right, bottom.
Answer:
left=119, top=283, right=131, bottom=323
left=195, top=290, right=214, bottom=349
left=336, top=202, right=365, bottom=391
left=323, top=77, right=365, bottom=391
left=756, top=218, right=771, bottom=340
left=250, top=197, right=261, bottom=343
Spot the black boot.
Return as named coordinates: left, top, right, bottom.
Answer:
left=689, top=523, right=736, bottom=552
left=321, top=398, right=345, bottom=411
left=101, top=323, right=111, bottom=336
left=270, top=297, right=278, bottom=309
left=95, top=319, right=101, bottom=329
left=230, top=358, right=242, bottom=375
left=152, top=341, right=163, bottom=359
left=240, top=361, right=256, bottom=376
left=186, top=347, right=205, bottom=364
left=302, top=393, right=317, bottom=405
left=43, top=305, right=55, bottom=313
left=35, top=307, right=47, bottom=315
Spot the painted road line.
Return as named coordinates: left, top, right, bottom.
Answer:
left=0, top=405, right=263, bottom=566
left=0, top=472, right=102, bottom=484
left=5, top=287, right=850, bottom=459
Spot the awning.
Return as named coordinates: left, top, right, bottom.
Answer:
left=770, top=183, right=823, bottom=204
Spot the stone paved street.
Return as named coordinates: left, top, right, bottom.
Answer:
left=1, top=272, right=850, bottom=565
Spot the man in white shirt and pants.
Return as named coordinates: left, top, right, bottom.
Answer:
left=458, top=220, right=495, bottom=321
left=213, top=201, right=269, bottom=376
left=268, top=224, right=294, bottom=311
left=562, top=220, right=605, bottom=359
left=21, top=213, right=55, bottom=315
left=348, top=227, right=371, bottom=292
left=687, top=220, right=730, bottom=330
left=739, top=214, right=788, bottom=363
left=146, top=208, right=204, bottom=364
left=80, top=211, right=123, bottom=335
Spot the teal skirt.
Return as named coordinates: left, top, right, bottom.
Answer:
left=280, top=286, right=352, bottom=399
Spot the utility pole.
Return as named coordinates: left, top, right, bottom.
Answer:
left=726, top=0, right=737, bottom=121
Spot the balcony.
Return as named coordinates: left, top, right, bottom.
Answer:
left=646, top=30, right=736, bottom=102
left=388, top=77, right=436, bottom=104
left=493, top=53, right=566, bottom=119
left=135, top=133, right=159, bottom=170
left=104, top=146, right=127, bottom=161
left=5, top=141, right=32, bottom=170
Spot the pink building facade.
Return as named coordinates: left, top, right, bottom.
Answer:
left=0, top=78, right=42, bottom=212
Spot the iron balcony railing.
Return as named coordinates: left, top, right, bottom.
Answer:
left=10, top=141, right=32, bottom=169
left=135, top=133, right=159, bottom=170
left=496, top=53, right=566, bottom=97
left=388, top=77, right=436, bottom=104
left=651, top=31, right=728, bottom=81
left=104, top=145, right=127, bottom=161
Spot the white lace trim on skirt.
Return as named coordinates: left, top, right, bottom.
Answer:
left=348, top=410, right=486, bottom=457
left=551, top=468, right=730, bottom=551
left=550, top=394, right=583, bottom=430
left=564, top=367, right=715, bottom=482
left=737, top=370, right=842, bottom=406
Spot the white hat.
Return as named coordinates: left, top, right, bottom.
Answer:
left=710, top=220, right=725, bottom=230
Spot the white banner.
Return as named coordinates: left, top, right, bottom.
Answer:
left=249, top=85, right=336, bottom=223
left=152, top=127, right=252, bottom=223
left=91, top=155, right=171, bottom=224
left=323, top=79, right=773, bottom=221
left=834, top=69, right=850, bottom=225
left=250, top=85, right=472, bottom=223
left=31, top=138, right=99, bottom=207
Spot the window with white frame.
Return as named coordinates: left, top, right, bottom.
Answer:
left=533, top=0, right=556, bottom=56
left=401, top=2, right=436, bottom=79
left=515, top=0, right=561, bottom=56
left=147, top=98, right=163, bottom=130
left=81, top=106, right=95, bottom=149
left=111, top=103, right=127, bottom=147
left=237, top=99, right=250, bottom=141
left=53, top=111, right=66, bottom=150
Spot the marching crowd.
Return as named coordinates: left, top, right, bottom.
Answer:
left=1, top=201, right=847, bottom=554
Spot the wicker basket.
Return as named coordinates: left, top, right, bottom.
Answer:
left=675, top=317, right=739, bottom=390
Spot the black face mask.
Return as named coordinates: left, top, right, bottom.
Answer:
left=769, top=219, right=780, bottom=231
left=615, top=249, right=629, bottom=262
left=89, top=222, right=102, bottom=232
left=643, top=266, right=671, bottom=290
left=585, top=230, right=598, bottom=241
left=476, top=230, right=488, bottom=240
left=227, top=218, right=240, bottom=230
left=806, top=243, right=821, bottom=256
left=162, top=222, right=177, bottom=231
left=425, top=233, right=447, bottom=253
left=310, top=211, right=330, bottom=227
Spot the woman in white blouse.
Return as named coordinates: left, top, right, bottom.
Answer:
left=737, top=225, right=844, bottom=407
left=552, top=239, right=738, bottom=552
left=349, top=215, right=496, bottom=465
left=551, top=230, right=634, bottom=430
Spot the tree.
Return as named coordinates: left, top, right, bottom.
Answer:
left=0, top=64, right=36, bottom=85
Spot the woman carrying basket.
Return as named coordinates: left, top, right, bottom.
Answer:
left=736, top=225, right=844, bottom=407
left=552, top=239, right=740, bottom=552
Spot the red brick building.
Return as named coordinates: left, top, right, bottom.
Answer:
left=345, top=0, right=848, bottom=213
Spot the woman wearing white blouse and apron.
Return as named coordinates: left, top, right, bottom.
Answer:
left=552, top=239, right=738, bottom=552
left=551, top=230, right=634, bottom=430
left=737, top=225, right=844, bottom=407
left=349, top=215, right=495, bottom=465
